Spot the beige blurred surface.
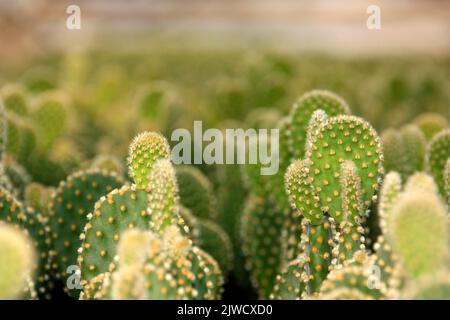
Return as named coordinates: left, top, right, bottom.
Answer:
left=0, top=0, right=449, bottom=62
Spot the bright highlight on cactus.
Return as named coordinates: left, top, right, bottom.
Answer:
left=0, top=223, right=36, bottom=299
left=390, top=189, right=447, bottom=279
left=127, top=131, right=171, bottom=189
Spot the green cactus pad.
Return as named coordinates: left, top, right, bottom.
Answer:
left=404, top=172, right=438, bottom=194
left=300, top=219, right=333, bottom=294
left=378, top=171, right=402, bottom=238
left=381, top=129, right=408, bottom=177
left=280, top=208, right=303, bottom=267
left=189, top=246, right=224, bottom=300
left=82, top=228, right=223, bottom=300
left=176, top=165, right=217, bottom=219
left=373, top=235, right=404, bottom=294
left=196, top=218, right=233, bottom=275
left=47, top=169, right=123, bottom=288
left=285, top=159, right=323, bottom=224
left=320, top=251, right=386, bottom=299
left=287, top=90, right=350, bottom=159
left=5, top=116, right=36, bottom=164
left=147, top=159, right=185, bottom=233
left=332, top=161, right=365, bottom=266
left=0, top=223, right=36, bottom=299
left=414, top=112, right=449, bottom=140
left=78, top=184, right=151, bottom=283
left=127, top=131, right=171, bottom=188
left=306, top=115, right=384, bottom=222
left=426, top=129, right=450, bottom=198
left=25, top=183, right=53, bottom=214
left=271, top=256, right=307, bottom=300
left=31, top=91, right=68, bottom=153
left=400, top=125, right=426, bottom=175
left=0, top=84, right=29, bottom=116
left=241, top=196, right=284, bottom=299
left=390, top=190, right=448, bottom=279
left=0, top=187, right=51, bottom=299
left=4, top=159, right=31, bottom=199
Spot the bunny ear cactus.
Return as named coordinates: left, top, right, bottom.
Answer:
left=176, top=165, right=217, bottom=220
left=78, top=184, right=153, bottom=285
left=82, top=227, right=223, bottom=300
left=4, top=158, right=31, bottom=199
left=79, top=132, right=227, bottom=299
left=271, top=256, right=307, bottom=300
left=1, top=85, right=35, bottom=164
left=274, top=98, right=384, bottom=299
left=47, top=169, right=123, bottom=294
left=31, top=91, right=68, bottom=153
left=287, top=90, right=351, bottom=159
left=195, top=219, right=233, bottom=275
left=133, top=81, right=179, bottom=134
left=0, top=223, right=36, bottom=299
left=241, top=196, right=284, bottom=299
left=426, top=129, right=450, bottom=199
left=25, top=183, right=53, bottom=215
left=284, top=160, right=332, bottom=288
left=320, top=251, right=386, bottom=299
left=413, top=112, right=449, bottom=141
left=0, top=84, right=29, bottom=116
left=0, top=186, right=52, bottom=299
left=378, top=172, right=402, bottom=237
left=78, top=159, right=186, bottom=284
left=382, top=125, right=426, bottom=179
left=305, top=115, right=384, bottom=222
left=389, top=186, right=448, bottom=279
left=331, top=160, right=366, bottom=266
left=400, top=125, right=426, bottom=175
left=146, top=159, right=184, bottom=233
left=381, top=130, right=407, bottom=177
left=127, top=131, right=171, bottom=189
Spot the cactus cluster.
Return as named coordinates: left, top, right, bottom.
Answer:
left=0, top=47, right=449, bottom=301
left=239, top=90, right=449, bottom=300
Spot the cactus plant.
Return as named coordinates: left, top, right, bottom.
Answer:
left=176, top=165, right=217, bottom=220
left=1, top=51, right=449, bottom=303
left=241, top=196, right=284, bottom=298
left=77, top=131, right=225, bottom=300
left=413, top=112, right=449, bottom=140
left=47, top=169, right=123, bottom=294
left=287, top=90, right=350, bottom=159
left=426, top=129, right=450, bottom=199
left=0, top=223, right=36, bottom=299
left=382, top=125, right=426, bottom=179
left=81, top=226, right=223, bottom=300
left=389, top=189, right=447, bottom=279
left=0, top=186, right=51, bottom=299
